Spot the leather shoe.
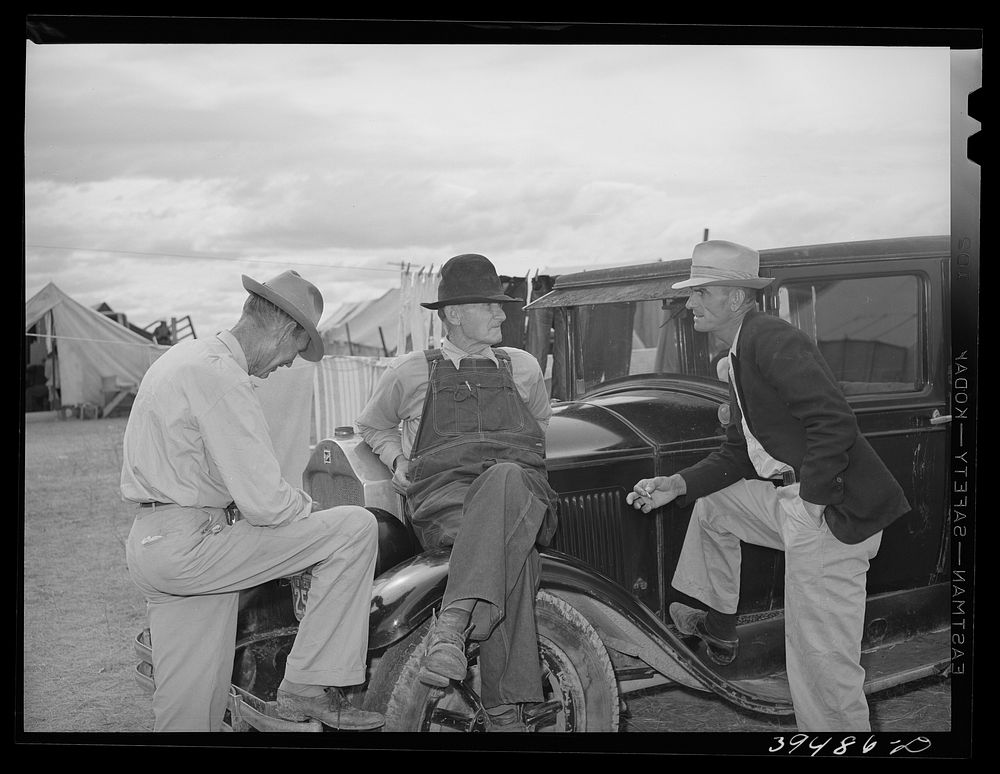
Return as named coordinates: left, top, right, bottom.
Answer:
left=487, top=705, right=527, bottom=732
left=669, top=602, right=739, bottom=666
left=418, top=609, right=471, bottom=687
left=276, top=687, right=384, bottom=730
left=486, top=701, right=557, bottom=732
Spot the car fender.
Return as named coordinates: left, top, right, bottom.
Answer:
left=368, top=546, right=451, bottom=650
left=539, top=548, right=793, bottom=714
left=366, top=545, right=792, bottom=715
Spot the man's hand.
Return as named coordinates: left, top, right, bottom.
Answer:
left=391, top=456, right=411, bottom=495
left=626, top=475, right=686, bottom=513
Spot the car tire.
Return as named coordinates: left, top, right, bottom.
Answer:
left=362, top=590, right=620, bottom=732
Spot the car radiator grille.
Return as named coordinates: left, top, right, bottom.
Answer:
left=551, top=489, right=628, bottom=588
left=304, top=472, right=364, bottom=509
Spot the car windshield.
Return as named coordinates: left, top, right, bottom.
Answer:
left=556, top=271, right=924, bottom=400
left=567, top=297, right=722, bottom=396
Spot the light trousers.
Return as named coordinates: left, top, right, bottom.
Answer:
left=126, top=504, right=378, bottom=731
left=672, top=479, right=882, bottom=732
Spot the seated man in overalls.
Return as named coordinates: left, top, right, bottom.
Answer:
left=357, top=253, right=558, bottom=732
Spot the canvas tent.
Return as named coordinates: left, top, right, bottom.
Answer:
left=24, top=282, right=169, bottom=410
left=320, top=288, right=401, bottom=357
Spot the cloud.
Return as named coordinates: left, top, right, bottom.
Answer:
left=24, top=42, right=956, bottom=341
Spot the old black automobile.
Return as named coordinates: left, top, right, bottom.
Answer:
left=134, top=234, right=953, bottom=732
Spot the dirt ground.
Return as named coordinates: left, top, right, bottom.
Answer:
left=19, top=415, right=955, bottom=744
left=21, top=415, right=154, bottom=734
left=620, top=677, right=951, bottom=734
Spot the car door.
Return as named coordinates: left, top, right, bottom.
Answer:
left=762, top=252, right=951, bottom=594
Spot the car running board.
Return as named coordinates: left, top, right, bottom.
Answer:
left=727, top=626, right=951, bottom=704
left=228, top=684, right=324, bottom=732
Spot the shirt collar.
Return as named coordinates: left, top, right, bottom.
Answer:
left=217, top=329, right=249, bottom=372
left=730, top=320, right=743, bottom=355
left=441, top=337, right=499, bottom=369
left=729, top=308, right=759, bottom=356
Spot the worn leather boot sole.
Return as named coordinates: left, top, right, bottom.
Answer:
left=418, top=614, right=470, bottom=687
left=417, top=637, right=468, bottom=687
left=668, top=602, right=739, bottom=666
left=489, top=719, right=527, bottom=732
left=275, top=689, right=385, bottom=730
left=487, top=705, right=527, bottom=732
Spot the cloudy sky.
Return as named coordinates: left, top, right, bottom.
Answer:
left=24, top=38, right=954, bottom=338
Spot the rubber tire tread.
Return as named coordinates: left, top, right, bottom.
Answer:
left=362, top=590, right=620, bottom=732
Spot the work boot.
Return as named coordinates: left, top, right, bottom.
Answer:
left=276, top=686, right=385, bottom=730
left=669, top=602, right=739, bottom=666
left=418, top=608, right=471, bottom=687
left=486, top=701, right=556, bottom=732
left=487, top=704, right=527, bottom=732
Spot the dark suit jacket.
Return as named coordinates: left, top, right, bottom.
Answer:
left=678, top=310, right=910, bottom=544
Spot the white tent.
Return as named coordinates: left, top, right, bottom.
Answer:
left=24, top=282, right=169, bottom=409
left=320, top=288, right=401, bottom=357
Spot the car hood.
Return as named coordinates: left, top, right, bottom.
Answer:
left=544, top=379, right=728, bottom=466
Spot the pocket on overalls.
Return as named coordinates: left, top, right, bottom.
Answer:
left=478, top=378, right=525, bottom=433
left=431, top=380, right=481, bottom=435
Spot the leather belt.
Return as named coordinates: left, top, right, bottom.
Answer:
left=767, top=469, right=797, bottom=486
left=136, top=501, right=240, bottom=524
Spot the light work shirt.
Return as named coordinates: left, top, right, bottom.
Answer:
left=120, top=329, right=313, bottom=526
left=730, top=321, right=795, bottom=481
left=357, top=338, right=552, bottom=471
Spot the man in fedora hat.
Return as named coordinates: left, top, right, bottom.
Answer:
left=358, top=253, right=558, bottom=731
left=122, top=269, right=384, bottom=732
left=626, top=240, right=909, bottom=732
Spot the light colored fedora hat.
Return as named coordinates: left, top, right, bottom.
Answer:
left=672, top=240, right=775, bottom=290
left=242, top=270, right=325, bottom=361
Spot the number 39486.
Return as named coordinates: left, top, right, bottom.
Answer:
left=768, top=734, right=932, bottom=756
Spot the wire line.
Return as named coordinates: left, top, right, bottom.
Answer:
left=25, top=244, right=400, bottom=273
left=24, top=331, right=169, bottom=349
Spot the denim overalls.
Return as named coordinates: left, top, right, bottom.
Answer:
left=405, top=348, right=558, bottom=706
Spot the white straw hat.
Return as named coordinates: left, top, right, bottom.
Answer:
left=672, top=240, right=775, bottom=290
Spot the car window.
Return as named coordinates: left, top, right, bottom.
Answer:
left=776, top=274, right=923, bottom=394
left=571, top=273, right=925, bottom=398
left=573, top=299, right=721, bottom=394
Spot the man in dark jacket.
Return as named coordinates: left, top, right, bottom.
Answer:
left=627, top=240, right=910, bottom=732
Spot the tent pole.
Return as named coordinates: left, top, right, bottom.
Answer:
left=378, top=326, right=389, bottom=357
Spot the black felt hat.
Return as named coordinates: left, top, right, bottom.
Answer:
left=421, top=254, right=519, bottom=310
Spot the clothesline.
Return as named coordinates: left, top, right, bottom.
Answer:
left=24, top=331, right=169, bottom=349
